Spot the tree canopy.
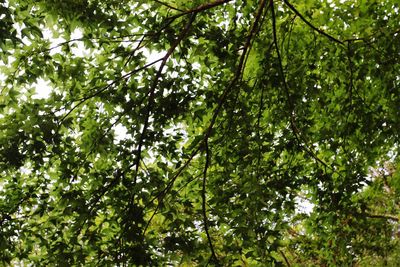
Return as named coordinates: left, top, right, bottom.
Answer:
left=1, top=0, right=400, bottom=265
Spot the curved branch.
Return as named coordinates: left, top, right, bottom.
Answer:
left=283, top=0, right=344, bottom=45
left=270, top=0, right=332, bottom=170
left=173, top=0, right=232, bottom=19
left=197, top=0, right=267, bottom=262
left=154, top=0, right=184, bottom=12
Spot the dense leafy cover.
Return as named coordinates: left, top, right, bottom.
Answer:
left=1, top=0, right=400, bottom=265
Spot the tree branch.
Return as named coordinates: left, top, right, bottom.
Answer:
left=164, top=0, right=233, bottom=23
left=197, top=1, right=267, bottom=262
left=283, top=0, right=344, bottom=45
left=270, top=0, right=332, bottom=171
left=280, top=250, right=291, bottom=266
left=154, top=0, right=184, bottom=12
left=204, top=0, right=267, bottom=141
left=57, top=57, right=163, bottom=127
left=128, top=12, right=197, bottom=211
left=142, top=145, right=201, bottom=235
left=143, top=0, right=268, bottom=237
left=364, top=213, right=399, bottom=222
left=182, top=0, right=232, bottom=16
left=202, top=138, right=218, bottom=263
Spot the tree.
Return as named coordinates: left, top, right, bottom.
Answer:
left=1, top=0, right=400, bottom=265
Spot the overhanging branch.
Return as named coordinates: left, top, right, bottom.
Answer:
left=270, top=0, right=332, bottom=171
left=283, top=0, right=344, bottom=45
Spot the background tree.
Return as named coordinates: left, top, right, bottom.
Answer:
left=1, top=0, right=400, bottom=265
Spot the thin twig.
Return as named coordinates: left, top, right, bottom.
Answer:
left=123, top=34, right=146, bottom=68
left=364, top=213, right=399, bottom=222
left=128, top=13, right=197, bottom=213
left=204, top=0, right=267, bottom=139
left=280, top=250, right=291, bottom=266
left=270, top=0, right=331, bottom=170
left=165, top=0, right=233, bottom=22
left=58, top=58, right=163, bottom=126
left=283, top=0, right=344, bottom=45
left=142, top=145, right=201, bottom=234
left=39, top=35, right=150, bottom=54
left=202, top=138, right=218, bottom=263
left=154, top=0, right=184, bottom=12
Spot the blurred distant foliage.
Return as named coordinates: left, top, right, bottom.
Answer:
left=1, top=0, right=400, bottom=265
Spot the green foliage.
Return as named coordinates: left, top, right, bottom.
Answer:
left=1, top=0, right=400, bottom=265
